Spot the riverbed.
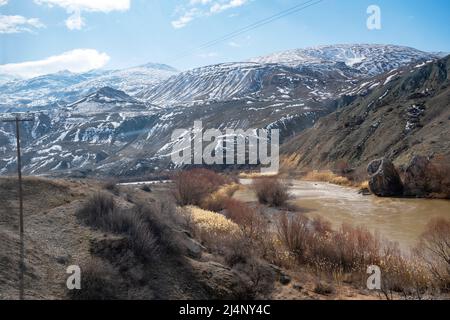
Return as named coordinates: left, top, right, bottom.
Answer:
left=236, top=179, right=450, bottom=250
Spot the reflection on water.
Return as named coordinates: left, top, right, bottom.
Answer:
left=237, top=179, right=450, bottom=250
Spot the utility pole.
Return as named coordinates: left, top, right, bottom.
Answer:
left=1, top=114, right=34, bottom=300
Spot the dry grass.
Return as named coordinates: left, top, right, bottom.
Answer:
left=200, top=183, right=240, bottom=212
left=238, top=172, right=278, bottom=179
left=358, top=180, right=370, bottom=189
left=184, top=206, right=242, bottom=247
left=252, top=177, right=290, bottom=207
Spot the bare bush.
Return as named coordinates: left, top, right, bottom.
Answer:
left=68, top=258, right=120, bottom=300
left=103, top=179, right=119, bottom=195
left=225, top=199, right=267, bottom=241
left=275, top=213, right=433, bottom=297
left=252, top=177, right=290, bottom=207
left=173, top=169, right=229, bottom=206
left=76, top=192, right=115, bottom=229
left=415, top=218, right=450, bottom=292
left=76, top=194, right=159, bottom=262
left=276, top=213, right=311, bottom=263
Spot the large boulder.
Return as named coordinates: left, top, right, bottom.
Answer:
left=367, top=158, right=404, bottom=197
left=402, top=155, right=431, bottom=197
left=403, top=155, right=450, bottom=198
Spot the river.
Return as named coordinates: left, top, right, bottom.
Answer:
left=236, top=179, right=450, bottom=250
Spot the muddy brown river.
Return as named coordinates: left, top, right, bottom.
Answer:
left=237, top=179, right=450, bottom=250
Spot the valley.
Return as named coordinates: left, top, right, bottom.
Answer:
left=1, top=43, right=449, bottom=301
left=1, top=44, right=446, bottom=179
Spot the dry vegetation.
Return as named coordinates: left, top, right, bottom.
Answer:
left=252, top=177, right=290, bottom=207
left=173, top=168, right=232, bottom=206
left=2, top=169, right=448, bottom=300
left=303, top=170, right=353, bottom=187
left=173, top=169, right=450, bottom=299
left=414, top=218, right=450, bottom=293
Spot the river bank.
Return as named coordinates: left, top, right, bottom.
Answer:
left=236, top=179, right=450, bottom=250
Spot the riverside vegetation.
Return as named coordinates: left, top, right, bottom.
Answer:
left=0, top=170, right=448, bottom=300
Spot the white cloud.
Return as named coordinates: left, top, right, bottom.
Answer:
left=34, top=0, right=131, bottom=12
left=172, top=0, right=249, bottom=29
left=227, top=41, right=240, bottom=47
left=65, top=10, right=85, bottom=30
left=172, top=8, right=200, bottom=29
left=0, top=0, right=8, bottom=6
left=34, top=0, right=131, bottom=30
left=0, top=49, right=110, bottom=78
left=210, top=0, right=247, bottom=13
left=0, top=15, right=45, bottom=33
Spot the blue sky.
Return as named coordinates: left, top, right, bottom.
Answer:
left=0, top=0, right=449, bottom=77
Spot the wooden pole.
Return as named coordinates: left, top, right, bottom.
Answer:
left=1, top=115, right=33, bottom=300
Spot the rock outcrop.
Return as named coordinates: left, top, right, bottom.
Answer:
left=403, top=155, right=450, bottom=198
left=367, top=158, right=404, bottom=197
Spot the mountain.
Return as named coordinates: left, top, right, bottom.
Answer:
left=139, top=45, right=436, bottom=106
left=281, top=55, right=450, bottom=173
left=251, top=44, right=436, bottom=76
left=68, top=63, right=178, bottom=96
left=0, top=63, right=178, bottom=112
left=0, top=44, right=443, bottom=177
left=138, top=61, right=359, bottom=106
left=0, top=74, right=21, bottom=85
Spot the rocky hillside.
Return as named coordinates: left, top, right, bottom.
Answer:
left=281, top=55, right=450, bottom=173
left=0, top=177, right=255, bottom=299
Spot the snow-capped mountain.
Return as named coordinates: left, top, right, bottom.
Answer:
left=140, top=44, right=437, bottom=106
left=0, top=44, right=444, bottom=177
left=250, top=44, right=436, bottom=76
left=0, top=63, right=178, bottom=112
left=68, top=63, right=178, bottom=96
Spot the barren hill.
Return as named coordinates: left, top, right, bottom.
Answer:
left=281, top=55, right=450, bottom=173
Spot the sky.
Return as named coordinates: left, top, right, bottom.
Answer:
left=0, top=0, right=449, bottom=78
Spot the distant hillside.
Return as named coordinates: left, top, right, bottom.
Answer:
left=281, top=55, right=450, bottom=173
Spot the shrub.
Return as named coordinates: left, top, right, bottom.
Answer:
left=76, top=194, right=159, bottom=262
left=252, top=177, right=289, bottom=207
left=200, top=183, right=240, bottom=212
left=173, top=169, right=229, bottom=206
left=184, top=206, right=242, bottom=248
left=224, top=199, right=267, bottom=241
left=103, top=179, right=119, bottom=195
left=76, top=192, right=115, bottom=230
left=68, top=258, right=120, bottom=300
left=415, top=218, right=450, bottom=292
left=276, top=213, right=311, bottom=263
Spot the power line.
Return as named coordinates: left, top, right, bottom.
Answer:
left=169, top=0, right=325, bottom=64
